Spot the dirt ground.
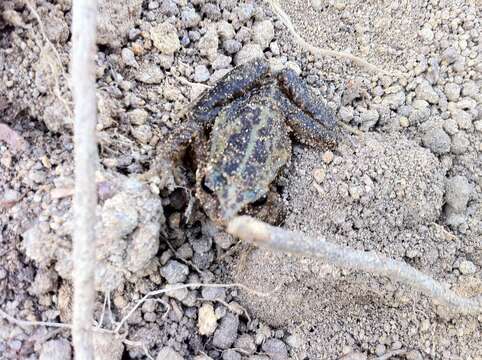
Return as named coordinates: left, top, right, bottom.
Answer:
left=0, top=0, right=481, bottom=359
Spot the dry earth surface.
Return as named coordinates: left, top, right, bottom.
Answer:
left=0, top=0, right=481, bottom=359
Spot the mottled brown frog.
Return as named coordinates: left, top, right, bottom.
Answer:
left=163, top=58, right=338, bottom=225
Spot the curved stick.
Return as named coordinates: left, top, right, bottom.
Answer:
left=227, top=216, right=482, bottom=315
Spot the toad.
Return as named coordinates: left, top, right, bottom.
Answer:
left=163, top=58, right=338, bottom=225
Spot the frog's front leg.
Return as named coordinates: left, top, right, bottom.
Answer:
left=273, top=87, right=338, bottom=148
left=191, top=58, right=270, bottom=124
left=277, top=68, right=337, bottom=129
left=286, top=105, right=338, bottom=149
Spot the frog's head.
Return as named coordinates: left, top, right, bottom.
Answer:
left=202, top=167, right=265, bottom=222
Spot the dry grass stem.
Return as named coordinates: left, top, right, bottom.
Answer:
left=71, top=0, right=98, bottom=358
left=227, top=216, right=482, bottom=315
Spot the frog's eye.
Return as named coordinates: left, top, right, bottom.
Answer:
left=251, top=194, right=268, bottom=207
left=201, top=175, right=214, bottom=194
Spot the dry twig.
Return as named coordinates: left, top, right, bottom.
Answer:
left=71, top=0, right=98, bottom=359
left=227, top=216, right=482, bottom=315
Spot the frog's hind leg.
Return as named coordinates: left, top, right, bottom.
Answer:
left=191, top=58, right=270, bottom=124
left=277, top=68, right=337, bottom=129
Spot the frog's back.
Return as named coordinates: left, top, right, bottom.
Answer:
left=203, top=93, right=290, bottom=219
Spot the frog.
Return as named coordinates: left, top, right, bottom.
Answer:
left=162, top=57, right=338, bottom=226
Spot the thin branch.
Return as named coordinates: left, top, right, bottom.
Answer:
left=71, top=0, right=98, bottom=359
left=266, top=0, right=392, bottom=76
left=227, top=216, right=482, bottom=315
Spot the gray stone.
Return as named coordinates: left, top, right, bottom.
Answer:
left=128, top=109, right=148, bottom=125
left=234, top=43, right=264, bottom=65
left=415, top=80, right=439, bottom=104
left=131, top=125, right=153, bottom=144
left=121, top=48, right=138, bottom=68
left=193, top=65, right=210, bottom=82
left=160, top=0, right=179, bottom=16
left=261, top=339, right=288, bottom=360
left=93, top=333, right=124, bottom=360
left=212, top=313, right=239, bottom=349
left=39, top=339, right=71, bottom=360
left=201, top=286, right=226, bottom=301
left=451, top=109, right=472, bottom=130
left=359, top=109, right=379, bottom=130
left=212, top=54, right=232, bottom=70
left=462, top=81, right=479, bottom=98
left=339, top=106, right=354, bottom=122
left=459, top=260, right=476, bottom=275
left=181, top=7, right=201, bottom=28
left=223, top=39, right=242, bottom=54
left=451, top=132, right=469, bottom=154
left=444, top=83, right=461, bottom=101
left=156, top=347, right=185, bottom=360
left=234, top=334, right=256, bottom=354
left=136, top=64, right=164, bottom=84
left=198, top=27, right=219, bottom=62
left=441, top=47, right=458, bottom=64
left=160, top=260, right=189, bottom=284
left=443, top=118, right=458, bottom=135
left=222, top=350, right=241, bottom=360
left=252, top=20, right=274, bottom=49
left=382, top=91, right=405, bottom=109
left=236, top=3, right=254, bottom=23
left=151, top=22, right=180, bottom=55
left=202, top=3, right=221, bottom=20
left=422, top=127, right=451, bottom=154
left=445, top=176, right=472, bottom=213
left=217, top=20, right=235, bottom=40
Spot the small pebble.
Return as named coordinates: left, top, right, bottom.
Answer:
left=459, top=260, right=476, bottom=274
left=422, top=127, right=451, bottom=154
left=127, top=109, right=148, bottom=126
left=234, top=43, right=264, bottom=66
left=252, top=20, right=274, bottom=49
left=198, top=303, right=218, bottom=335
left=312, top=168, right=326, bottom=183
left=451, top=132, right=469, bottom=154
left=194, top=64, right=210, bottom=82
left=156, top=347, right=185, bottom=360
left=212, top=313, right=239, bottom=349
left=39, top=339, right=71, bottom=360
left=261, top=339, right=288, bottom=360
left=399, top=116, right=409, bottom=127
left=445, top=175, right=472, bottom=213
left=322, top=151, right=334, bottom=164
left=415, top=80, right=439, bottom=104
left=150, top=22, right=181, bottom=55
left=160, top=260, right=189, bottom=284
left=121, top=48, right=138, bottom=68
left=222, top=350, right=241, bottom=360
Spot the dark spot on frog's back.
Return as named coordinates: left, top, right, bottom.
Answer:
left=253, top=139, right=268, bottom=163
left=227, top=132, right=247, bottom=151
